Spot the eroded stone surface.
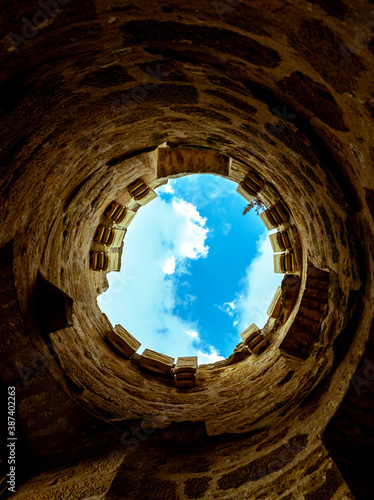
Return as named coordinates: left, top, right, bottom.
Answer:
left=1, top=0, right=374, bottom=498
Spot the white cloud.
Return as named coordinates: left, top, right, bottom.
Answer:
left=217, top=232, right=282, bottom=334
left=163, top=256, right=176, bottom=275
left=235, top=233, right=282, bottom=331
left=183, top=294, right=196, bottom=306
left=186, top=330, right=199, bottom=339
left=164, top=183, right=174, bottom=193
left=98, top=176, right=279, bottom=365
left=172, top=198, right=206, bottom=223
left=171, top=199, right=209, bottom=259
left=218, top=300, right=236, bottom=317
left=198, top=347, right=225, bottom=364
left=157, top=181, right=175, bottom=194
left=98, top=195, right=211, bottom=364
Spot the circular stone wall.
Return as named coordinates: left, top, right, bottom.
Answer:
left=1, top=1, right=374, bottom=498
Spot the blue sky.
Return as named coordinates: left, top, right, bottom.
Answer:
left=98, top=174, right=281, bottom=364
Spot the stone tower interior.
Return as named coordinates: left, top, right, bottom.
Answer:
left=1, top=0, right=374, bottom=498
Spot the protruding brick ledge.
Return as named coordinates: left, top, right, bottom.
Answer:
left=279, top=267, right=330, bottom=360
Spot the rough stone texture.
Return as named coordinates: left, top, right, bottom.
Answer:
left=11, top=449, right=126, bottom=500
left=1, top=0, right=374, bottom=498
left=280, top=267, right=329, bottom=359
left=323, top=318, right=374, bottom=499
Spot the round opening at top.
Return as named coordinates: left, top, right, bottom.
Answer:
left=98, top=174, right=281, bottom=362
